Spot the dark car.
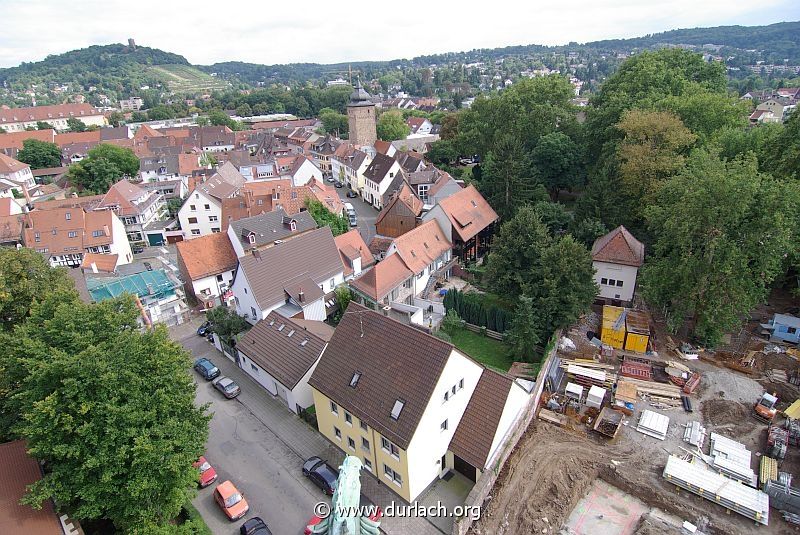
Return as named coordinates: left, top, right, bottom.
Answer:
left=240, top=517, right=272, bottom=535
left=206, top=331, right=215, bottom=342
left=302, top=457, right=338, bottom=495
left=132, top=246, right=144, bottom=254
left=194, top=358, right=220, bottom=380
left=213, top=376, right=241, bottom=399
left=197, top=321, right=211, bottom=336
left=346, top=190, right=358, bottom=198
left=143, top=261, right=153, bottom=271
left=334, top=180, right=343, bottom=188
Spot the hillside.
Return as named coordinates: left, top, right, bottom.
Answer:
left=0, top=43, right=227, bottom=107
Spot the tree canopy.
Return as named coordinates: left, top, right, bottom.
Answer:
left=16, top=138, right=62, bottom=169
left=305, top=199, right=349, bottom=236
left=377, top=111, right=410, bottom=141
left=67, top=143, right=140, bottom=194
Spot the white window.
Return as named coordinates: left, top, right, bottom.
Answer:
left=364, top=458, right=372, bottom=471
left=329, top=278, right=335, bottom=289
left=248, top=234, right=255, bottom=244
left=250, top=363, right=258, bottom=373
left=209, top=215, right=218, bottom=222
left=383, top=464, right=402, bottom=486
left=361, top=437, right=370, bottom=452
left=345, top=412, right=352, bottom=425
left=347, top=437, right=355, bottom=450
left=330, top=401, right=338, bottom=415
left=190, top=204, right=196, bottom=211
left=458, top=378, right=464, bottom=390
left=381, top=437, right=400, bottom=459
left=334, top=427, right=341, bottom=440
left=191, top=229, right=201, bottom=235
left=360, top=421, right=368, bottom=432
left=67, top=231, right=77, bottom=238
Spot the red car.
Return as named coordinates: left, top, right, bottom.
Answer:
left=193, top=456, right=218, bottom=488
left=215, top=480, right=249, bottom=521
left=304, top=505, right=382, bottom=534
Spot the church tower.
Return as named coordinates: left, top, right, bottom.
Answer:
left=347, top=80, right=377, bottom=147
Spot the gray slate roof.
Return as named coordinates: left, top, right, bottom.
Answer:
left=237, top=226, right=344, bottom=310
left=229, top=207, right=316, bottom=249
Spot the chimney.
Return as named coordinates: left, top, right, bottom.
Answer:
left=298, top=288, right=304, bottom=302
left=252, top=249, right=261, bottom=260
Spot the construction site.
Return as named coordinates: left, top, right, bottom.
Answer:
left=470, top=296, right=800, bottom=535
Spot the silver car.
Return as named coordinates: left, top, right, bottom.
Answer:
left=212, top=376, right=241, bottom=399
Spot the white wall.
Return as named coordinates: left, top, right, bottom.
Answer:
left=301, top=298, right=326, bottom=321
left=231, top=266, right=266, bottom=323
left=178, top=190, right=222, bottom=238
left=108, top=212, right=133, bottom=265
left=227, top=225, right=247, bottom=258
left=593, top=261, right=637, bottom=302
left=191, top=270, right=235, bottom=301
left=404, top=349, right=484, bottom=501
left=485, top=381, right=530, bottom=468
left=291, top=159, right=323, bottom=186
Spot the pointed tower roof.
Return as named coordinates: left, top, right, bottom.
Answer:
left=348, top=79, right=374, bottom=107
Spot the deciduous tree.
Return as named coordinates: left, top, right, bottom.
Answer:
left=17, top=138, right=62, bottom=169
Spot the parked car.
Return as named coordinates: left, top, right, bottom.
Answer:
left=197, top=321, right=211, bottom=336
left=346, top=189, right=358, bottom=198
left=213, top=376, right=241, bottom=399
left=194, top=358, right=220, bottom=380
left=344, top=202, right=357, bottom=227
left=334, top=180, right=343, bottom=188
left=132, top=246, right=144, bottom=254
left=305, top=500, right=381, bottom=534
left=302, top=457, right=338, bottom=495
left=326, top=174, right=335, bottom=183
left=214, top=480, right=249, bottom=521
left=143, top=261, right=153, bottom=271
left=193, top=456, right=218, bottom=488
left=241, top=516, right=272, bottom=535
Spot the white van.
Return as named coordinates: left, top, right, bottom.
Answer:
left=344, top=203, right=357, bottom=227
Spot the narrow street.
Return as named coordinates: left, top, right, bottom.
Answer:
left=332, top=184, right=379, bottom=244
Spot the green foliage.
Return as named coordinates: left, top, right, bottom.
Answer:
left=319, top=108, right=348, bottom=137
left=0, top=248, right=76, bottom=332
left=532, top=201, right=572, bottom=236
left=377, top=111, right=410, bottom=141
left=484, top=206, right=597, bottom=344
left=433, top=330, right=452, bottom=343
left=205, top=306, right=249, bottom=344
left=35, top=120, right=52, bottom=130
left=17, top=138, right=62, bottom=169
left=333, top=286, right=352, bottom=323
left=568, top=217, right=608, bottom=248
left=478, top=136, right=548, bottom=219
left=235, top=103, right=253, bottom=117
left=0, top=291, right=210, bottom=530
left=167, top=197, right=184, bottom=218
left=67, top=143, right=140, bottom=193
left=305, top=199, right=349, bottom=236
left=507, top=295, right=541, bottom=361
left=207, top=109, right=243, bottom=130
left=66, top=117, right=86, bottom=132
left=444, top=327, right=514, bottom=371
left=107, top=111, right=125, bottom=127
left=641, top=151, right=800, bottom=345
left=425, top=139, right=458, bottom=166
left=766, top=110, right=800, bottom=180
left=442, top=289, right=511, bottom=332
left=531, top=132, right=582, bottom=198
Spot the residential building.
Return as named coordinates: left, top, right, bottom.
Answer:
left=97, top=180, right=166, bottom=245
left=0, top=129, right=56, bottom=159
left=407, top=167, right=459, bottom=205
left=396, top=151, right=426, bottom=174
left=227, top=207, right=317, bottom=258
left=80, top=252, right=121, bottom=274
left=350, top=220, right=452, bottom=307
left=119, top=97, right=144, bottom=111
left=406, top=117, right=433, bottom=136
left=422, top=185, right=498, bottom=262
left=591, top=225, right=644, bottom=306
left=347, top=81, right=378, bottom=147
left=236, top=312, right=329, bottom=414
left=87, top=269, right=189, bottom=326
left=310, top=135, right=340, bottom=174
left=375, top=183, right=424, bottom=238
left=335, top=229, right=374, bottom=280
left=231, top=226, right=345, bottom=323
left=331, top=148, right=370, bottom=192
left=176, top=233, right=238, bottom=309
left=0, top=197, right=24, bottom=246
left=0, top=103, right=106, bottom=132
left=22, top=207, right=132, bottom=268
left=0, top=440, right=72, bottom=535
left=362, top=153, right=404, bottom=210
left=308, top=303, right=531, bottom=501
left=178, top=163, right=245, bottom=238
left=196, top=126, right=235, bottom=152
left=761, top=314, right=800, bottom=345
left=0, top=153, right=35, bottom=195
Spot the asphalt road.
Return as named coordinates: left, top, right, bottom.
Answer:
left=182, top=333, right=322, bottom=535
left=332, top=183, right=379, bottom=244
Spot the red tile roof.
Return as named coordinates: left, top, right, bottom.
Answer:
left=390, top=219, right=451, bottom=274
left=0, top=152, right=29, bottom=174
left=0, top=103, right=101, bottom=124
left=435, top=185, right=498, bottom=242
left=349, top=253, right=413, bottom=301
left=80, top=252, right=119, bottom=273
left=23, top=207, right=114, bottom=255
left=334, top=229, right=374, bottom=276
left=0, top=440, right=63, bottom=535
left=176, top=232, right=238, bottom=281
left=591, top=225, right=644, bottom=267
left=0, top=129, right=56, bottom=151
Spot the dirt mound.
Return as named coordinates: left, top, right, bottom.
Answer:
left=701, top=399, right=751, bottom=430
left=471, top=424, right=628, bottom=535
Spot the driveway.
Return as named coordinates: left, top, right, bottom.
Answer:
left=178, top=328, right=322, bottom=535
left=334, top=186, right=379, bottom=244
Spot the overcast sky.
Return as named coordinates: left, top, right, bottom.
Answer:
left=0, top=0, right=798, bottom=68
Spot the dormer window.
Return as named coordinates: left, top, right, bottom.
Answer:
left=290, top=221, right=296, bottom=231
left=65, top=211, right=71, bottom=220
left=248, top=233, right=255, bottom=244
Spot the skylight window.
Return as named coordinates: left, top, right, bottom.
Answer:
left=287, top=329, right=295, bottom=337
left=300, top=339, right=308, bottom=347
left=277, top=324, right=285, bottom=332
left=390, top=399, right=405, bottom=420
left=470, top=200, right=477, bottom=207
left=350, top=372, right=361, bottom=388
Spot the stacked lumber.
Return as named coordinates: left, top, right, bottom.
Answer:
left=615, top=380, right=638, bottom=404
left=622, top=377, right=683, bottom=399
left=766, top=369, right=788, bottom=383
left=564, top=364, right=616, bottom=388
left=539, top=408, right=567, bottom=427
left=760, top=456, right=779, bottom=488
left=559, top=359, right=616, bottom=370
left=683, top=421, right=707, bottom=448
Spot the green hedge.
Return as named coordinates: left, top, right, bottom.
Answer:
left=443, top=289, right=512, bottom=332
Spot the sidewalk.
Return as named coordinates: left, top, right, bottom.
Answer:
left=174, top=321, right=444, bottom=535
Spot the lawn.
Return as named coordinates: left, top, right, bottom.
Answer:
left=446, top=327, right=515, bottom=372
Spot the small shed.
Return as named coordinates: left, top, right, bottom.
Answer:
left=565, top=382, right=583, bottom=402
left=601, top=305, right=626, bottom=349
left=624, top=310, right=650, bottom=353
left=587, top=385, right=606, bottom=409
left=762, top=314, right=800, bottom=345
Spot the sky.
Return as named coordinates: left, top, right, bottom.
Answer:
left=0, top=0, right=798, bottom=68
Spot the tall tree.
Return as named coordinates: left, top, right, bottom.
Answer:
left=17, top=138, right=63, bottom=169
left=531, top=132, right=581, bottom=199
left=66, top=117, right=87, bottom=132
left=507, top=295, right=541, bottom=361
left=319, top=108, right=348, bottom=138
left=641, top=151, right=799, bottom=345
left=478, top=136, right=547, bottom=219
left=1, top=293, right=210, bottom=530
left=67, top=143, right=139, bottom=193
left=376, top=111, right=410, bottom=141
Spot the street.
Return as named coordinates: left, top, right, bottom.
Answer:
left=178, top=326, right=323, bottom=535
left=333, top=184, right=379, bottom=244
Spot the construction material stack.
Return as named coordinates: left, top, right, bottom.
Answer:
left=768, top=425, right=789, bottom=460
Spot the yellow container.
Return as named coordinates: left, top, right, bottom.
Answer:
left=624, top=310, right=650, bottom=353
left=601, top=306, right=625, bottom=349
left=624, top=333, right=649, bottom=353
